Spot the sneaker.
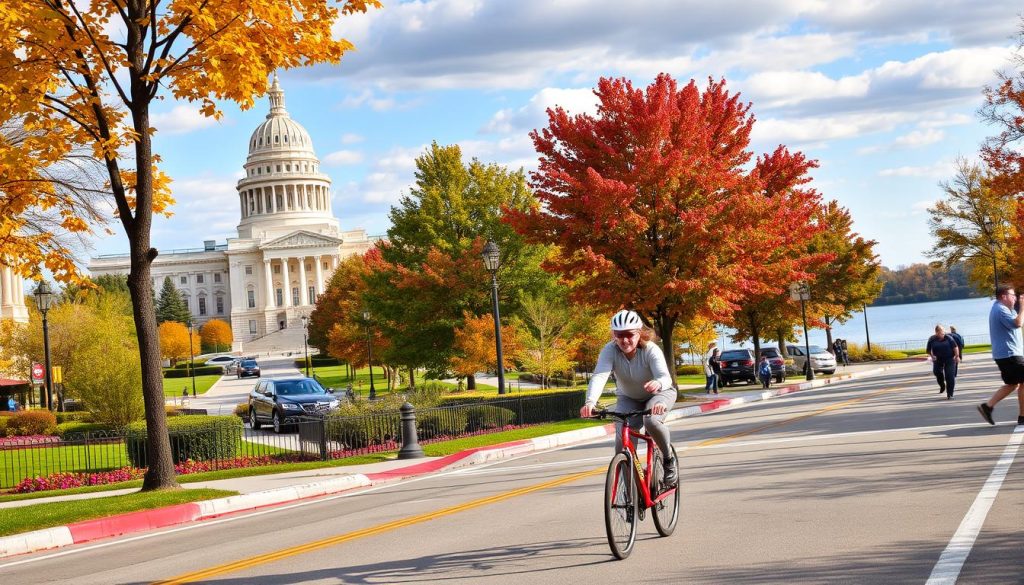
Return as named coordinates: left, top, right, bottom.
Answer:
left=977, top=403, right=995, bottom=425
left=938, top=386, right=946, bottom=394
left=662, top=456, right=678, bottom=486
left=1018, top=416, right=1024, bottom=426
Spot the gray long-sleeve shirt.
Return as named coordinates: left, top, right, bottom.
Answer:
left=585, top=341, right=675, bottom=405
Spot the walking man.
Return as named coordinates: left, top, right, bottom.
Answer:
left=948, top=325, right=965, bottom=375
left=978, top=285, right=1024, bottom=425
left=703, top=342, right=719, bottom=394
left=927, top=325, right=960, bottom=399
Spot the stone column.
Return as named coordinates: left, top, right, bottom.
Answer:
left=314, top=255, right=324, bottom=296
left=263, top=259, right=274, bottom=308
left=1, top=268, right=11, bottom=306
left=271, top=186, right=278, bottom=213
left=281, top=258, right=291, bottom=306
left=298, top=257, right=309, bottom=306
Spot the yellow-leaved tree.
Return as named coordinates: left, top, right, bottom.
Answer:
left=158, top=322, right=198, bottom=366
left=0, top=0, right=380, bottom=489
left=451, top=312, right=520, bottom=391
left=200, top=319, right=233, bottom=354
left=513, top=296, right=579, bottom=389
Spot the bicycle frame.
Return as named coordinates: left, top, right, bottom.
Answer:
left=614, top=416, right=676, bottom=511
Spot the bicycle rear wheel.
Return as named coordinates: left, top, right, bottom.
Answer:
left=651, top=445, right=680, bottom=537
left=604, top=452, right=638, bottom=559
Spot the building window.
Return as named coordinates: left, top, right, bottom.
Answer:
left=216, top=296, right=224, bottom=314
left=274, top=265, right=281, bottom=274
left=308, top=286, right=316, bottom=303
left=249, top=320, right=257, bottom=335
left=323, top=261, right=329, bottom=270
left=276, top=164, right=281, bottom=172
left=247, top=290, right=255, bottom=309
left=292, top=287, right=300, bottom=307
left=197, top=274, right=204, bottom=284
left=214, top=273, right=221, bottom=283
left=245, top=265, right=253, bottom=276
left=198, top=297, right=207, bottom=316
left=180, top=276, right=187, bottom=285
left=276, top=288, right=283, bottom=307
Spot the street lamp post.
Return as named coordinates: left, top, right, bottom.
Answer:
left=863, top=303, right=872, bottom=352
left=301, top=315, right=310, bottom=377
left=33, top=281, right=55, bottom=410
left=984, top=217, right=999, bottom=294
left=363, top=310, right=376, bottom=400
left=187, top=319, right=196, bottom=397
left=790, top=282, right=814, bottom=381
left=481, top=240, right=506, bottom=395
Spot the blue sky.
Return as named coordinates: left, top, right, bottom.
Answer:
left=87, top=0, right=1024, bottom=269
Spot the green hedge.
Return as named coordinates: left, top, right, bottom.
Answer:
left=164, top=365, right=224, bottom=378
left=676, top=365, right=702, bottom=375
left=325, top=411, right=400, bottom=450
left=415, top=408, right=469, bottom=440
left=55, top=411, right=92, bottom=424
left=464, top=405, right=516, bottom=431
left=57, top=421, right=116, bottom=439
left=125, top=415, right=242, bottom=467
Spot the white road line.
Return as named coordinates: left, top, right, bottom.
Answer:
left=925, top=426, right=1024, bottom=585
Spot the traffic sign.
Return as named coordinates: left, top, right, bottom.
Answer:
left=31, top=362, right=44, bottom=383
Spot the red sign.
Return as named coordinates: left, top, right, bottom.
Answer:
left=31, top=363, right=44, bottom=383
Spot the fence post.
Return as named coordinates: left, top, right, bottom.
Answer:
left=398, top=402, right=424, bottom=459
left=318, top=417, right=328, bottom=461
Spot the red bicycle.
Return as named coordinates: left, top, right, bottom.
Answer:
left=594, top=407, right=680, bottom=559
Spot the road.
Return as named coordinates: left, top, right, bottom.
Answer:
left=2, top=358, right=1021, bottom=584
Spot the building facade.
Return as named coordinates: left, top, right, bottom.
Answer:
left=0, top=266, right=29, bottom=324
left=89, top=76, right=376, bottom=349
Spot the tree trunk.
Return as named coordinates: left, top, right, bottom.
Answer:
left=408, top=366, right=416, bottom=389
left=654, top=314, right=679, bottom=388
left=776, top=329, right=789, bottom=358
left=467, top=374, right=476, bottom=390
left=746, top=310, right=762, bottom=364
left=824, top=315, right=835, bottom=353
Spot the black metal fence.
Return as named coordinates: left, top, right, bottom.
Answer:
left=0, top=392, right=585, bottom=490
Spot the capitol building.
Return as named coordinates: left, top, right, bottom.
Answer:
left=89, top=76, right=377, bottom=349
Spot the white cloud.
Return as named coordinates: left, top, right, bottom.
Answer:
left=340, top=133, right=365, bottom=144
left=323, top=150, right=365, bottom=166
left=337, top=89, right=419, bottom=111
left=743, top=71, right=869, bottom=108
left=893, top=128, right=944, bottom=148
left=335, top=145, right=423, bottom=205
left=482, top=87, right=599, bottom=134
left=151, top=105, right=218, bottom=135
left=878, top=160, right=955, bottom=178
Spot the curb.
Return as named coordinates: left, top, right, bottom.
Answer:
left=0, top=361, right=904, bottom=559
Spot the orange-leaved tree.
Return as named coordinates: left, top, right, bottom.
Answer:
left=200, top=319, right=233, bottom=354
left=0, top=0, right=380, bottom=489
left=507, top=74, right=824, bottom=382
left=158, top=321, right=198, bottom=366
left=451, top=312, right=521, bottom=390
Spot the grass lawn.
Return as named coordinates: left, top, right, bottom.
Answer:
left=162, top=374, right=222, bottom=398
left=0, top=488, right=237, bottom=537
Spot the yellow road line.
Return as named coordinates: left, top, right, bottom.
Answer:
left=155, top=384, right=905, bottom=584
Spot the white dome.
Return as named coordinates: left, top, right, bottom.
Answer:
left=246, top=75, right=315, bottom=156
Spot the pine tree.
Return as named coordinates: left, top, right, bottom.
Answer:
left=155, top=277, right=192, bottom=325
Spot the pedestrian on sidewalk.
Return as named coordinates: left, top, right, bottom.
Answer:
left=710, top=348, right=722, bottom=394
left=948, top=325, right=965, bottom=375
left=703, top=342, right=719, bottom=394
left=978, top=284, right=1024, bottom=425
left=839, top=338, right=850, bottom=366
left=927, top=325, right=960, bottom=399
left=758, top=356, right=772, bottom=389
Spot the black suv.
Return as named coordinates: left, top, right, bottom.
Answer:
left=248, top=377, right=339, bottom=434
left=758, top=347, right=787, bottom=383
left=719, top=349, right=756, bottom=386
left=237, top=359, right=261, bottom=378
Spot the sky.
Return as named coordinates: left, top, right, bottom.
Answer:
left=86, top=0, right=1024, bottom=270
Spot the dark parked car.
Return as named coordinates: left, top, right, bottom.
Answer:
left=758, top=347, right=787, bottom=383
left=719, top=349, right=756, bottom=386
left=248, top=377, right=340, bottom=434
left=236, top=359, right=261, bottom=378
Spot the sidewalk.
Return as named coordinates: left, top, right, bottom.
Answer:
left=0, top=358, right=924, bottom=558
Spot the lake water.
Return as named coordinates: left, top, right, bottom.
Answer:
left=720, top=296, right=996, bottom=352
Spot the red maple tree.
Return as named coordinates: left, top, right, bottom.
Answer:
left=506, top=74, right=824, bottom=379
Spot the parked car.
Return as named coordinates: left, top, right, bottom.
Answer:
left=205, top=355, right=237, bottom=373
left=236, top=359, right=261, bottom=378
left=248, top=377, right=339, bottom=433
left=225, top=359, right=240, bottom=375
left=719, top=349, right=756, bottom=386
left=758, top=347, right=787, bottom=383
left=786, top=344, right=837, bottom=375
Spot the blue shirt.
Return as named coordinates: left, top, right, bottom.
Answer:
left=988, top=301, right=1023, bottom=359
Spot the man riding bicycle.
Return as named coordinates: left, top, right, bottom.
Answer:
left=580, top=309, right=678, bottom=485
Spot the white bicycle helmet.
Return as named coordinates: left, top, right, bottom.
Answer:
left=610, top=309, right=643, bottom=331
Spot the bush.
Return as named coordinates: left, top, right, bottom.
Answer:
left=56, top=421, right=116, bottom=439
left=846, top=342, right=907, bottom=362
left=324, top=396, right=404, bottom=449
left=465, top=405, right=516, bottom=431
left=164, top=365, right=224, bottom=378
left=56, top=411, right=92, bottom=424
left=676, top=365, right=702, bottom=376
left=5, top=410, right=58, bottom=436
left=125, top=415, right=242, bottom=467
left=415, top=408, right=469, bottom=440
left=233, top=402, right=249, bottom=418
left=405, top=382, right=446, bottom=408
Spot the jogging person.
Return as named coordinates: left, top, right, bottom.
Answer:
left=580, top=309, right=678, bottom=484
left=978, top=284, right=1024, bottom=425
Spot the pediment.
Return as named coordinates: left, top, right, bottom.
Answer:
left=260, top=230, right=343, bottom=250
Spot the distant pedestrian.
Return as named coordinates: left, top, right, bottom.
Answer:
left=758, top=356, right=772, bottom=389
left=927, top=325, right=960, bottom=399
left=948, top=326, right=965, bottom=374
left=832, top=338, right=842, bottom=359
left=839, top=339, right=849, bottom=366
left=978, top=285, right=1024, bottom=426
left=703, top=342, right=719, bottom=394
left=710, top=348, right=722, bottom=394
left=6, top=396, right=15, bottom=411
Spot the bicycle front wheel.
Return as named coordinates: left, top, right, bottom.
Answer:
left=651, top=445, right=680, bottom=537
left=604, top=452, right=638, bottom=560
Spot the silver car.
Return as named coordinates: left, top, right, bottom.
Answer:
left=786, top=344, right=837, bottom=375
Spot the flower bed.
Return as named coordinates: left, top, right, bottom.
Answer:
left=0, top=435, right=61, bottom=449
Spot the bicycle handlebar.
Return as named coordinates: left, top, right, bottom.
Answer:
left=590, top=408, right=651, bottom=420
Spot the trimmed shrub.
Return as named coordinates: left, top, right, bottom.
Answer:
left=56, top=411, right=92, bottom=424
left=164, top=365, right=224, bottom=378
left=324, top=396, right=403, bottom=449
left=6, top=410, right=58, bottom=436
left=57, top=421, right=116, bottom=439
left=676, top=365, right=702, bottom=376
left=465, top=405, right=516, bottom=431
left=415, top=408, right=469, bottom=440
left=233, top=402, right=249, bottom=418
left=125, top=415, right=242, bottom=467
left=846, top=342, right=907, bottom=362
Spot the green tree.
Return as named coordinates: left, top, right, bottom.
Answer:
left=513, top=294, right=579, bottom=388
left=156, top=277, right=192, bottom=325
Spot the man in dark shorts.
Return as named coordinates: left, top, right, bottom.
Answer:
left=927, top=325, right=960, bottom=399
left=978, top=284, right=1024, bottom=425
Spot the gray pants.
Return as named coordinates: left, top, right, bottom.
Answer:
left=613, top=388, right=678, bottom=459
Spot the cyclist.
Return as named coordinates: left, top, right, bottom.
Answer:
left=580, top=309, right=678, bottom=485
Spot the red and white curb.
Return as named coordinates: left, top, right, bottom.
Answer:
left=0, top=362, right=903, bottom=559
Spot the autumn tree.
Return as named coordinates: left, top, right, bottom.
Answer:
left=450, top=312, right=521, bottom=390
left=200, top=319, right=232, bottom=353
left=508, top=74, right=823, bottom=382
left=674, top=317, right=719, bottom=365
left=1, top=0, right=379, bottom=489
left=158, top=321, right=198, bottom=366
left=513, top=295, right=579, bottom=388
left=309, top=253, right=371, bottom=354
left=926, top=159, right=1016, bottom=293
